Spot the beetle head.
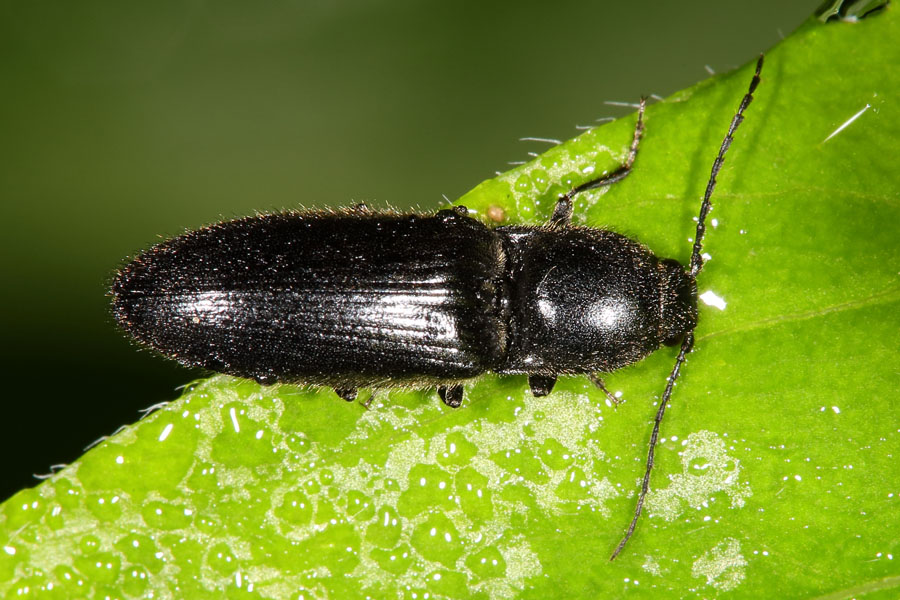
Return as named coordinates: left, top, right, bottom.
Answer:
left=659, top=258, right=697, bottom=346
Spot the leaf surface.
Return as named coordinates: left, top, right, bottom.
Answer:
left=2, top=7, right=898, bottom=599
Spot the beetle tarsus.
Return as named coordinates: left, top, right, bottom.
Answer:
left=588, top=373, right=620, bottom=406
left=335, top=388, right=358, bottom=402
left=549, top=197, right=573, bottom=227
left=438, top=385, right=464, bottom=408
left=528, top=374, right=557, bottom=397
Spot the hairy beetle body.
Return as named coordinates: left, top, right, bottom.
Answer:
left=112, top=208, right=696, bottom=392
left=111, top=55, right=763, bottom=559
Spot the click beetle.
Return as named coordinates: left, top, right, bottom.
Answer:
left=111, top=56, right=763, bottom=559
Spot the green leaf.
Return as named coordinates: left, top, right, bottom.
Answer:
left=2, top=6, right=898, bottom=599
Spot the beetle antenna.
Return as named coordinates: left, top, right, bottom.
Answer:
left=610, top=331, right=693, bottom=560
left=690, top=54, right=763, bottom=279
left=610, top=54, right=763, bottom=561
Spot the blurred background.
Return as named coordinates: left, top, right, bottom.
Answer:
left=0, top=0, right=819, bottom=502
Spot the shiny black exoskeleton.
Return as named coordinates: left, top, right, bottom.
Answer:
left=111, top=56, right=763, bottom=559
left=112, top=207, right=695, bottom=404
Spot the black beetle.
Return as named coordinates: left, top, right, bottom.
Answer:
left=111, top=56, right=762, bottom=559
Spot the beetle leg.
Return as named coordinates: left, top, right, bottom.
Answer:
left=550, top=97, right=646, bottom=228
left=438, top=384, right=464, bottom=408
left=335, top=388, right=358, bottom=402
left=254, top=374, right=278, bottom=386
left=549, top=196, right=574, bottom=227
left=588, top=373, right=621, bottom=406
left=528, top=374, right=557, bottom=397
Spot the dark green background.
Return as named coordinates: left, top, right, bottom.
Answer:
left=0, top=1, right=818, bottom=502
